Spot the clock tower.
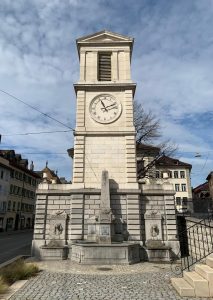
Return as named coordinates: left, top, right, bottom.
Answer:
left=72, top=30, right=138, bottom=190
left=32, top=30, right=178, bottom=258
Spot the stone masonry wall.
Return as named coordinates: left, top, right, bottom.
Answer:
left=32, top=183, right=179, bottom=258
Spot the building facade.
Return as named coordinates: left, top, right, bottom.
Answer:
left=155, top=156, right=192, bottom=212
left=0, top=157, right=10, bottom=231
left=206, top=172, right=213, bottom=200
left=0, top=150, right=41, bottom=231
left=136, top=144, right=192, bottom=212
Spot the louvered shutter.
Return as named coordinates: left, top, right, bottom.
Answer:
left=98, top=53, right=111, bottom=81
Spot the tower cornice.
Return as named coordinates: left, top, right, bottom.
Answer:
left=74, top=82, right=136, bottom=96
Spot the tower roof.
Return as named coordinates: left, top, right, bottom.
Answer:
left=76, top=30, right=134, bottom=57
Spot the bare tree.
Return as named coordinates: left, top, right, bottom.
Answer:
left=134, top=101, right=161, bottom=143
left=134, top=101, right=178, bottom=179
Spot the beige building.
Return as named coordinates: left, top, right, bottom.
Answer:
left=0, top=157, right=10, bottom=231
left=155, top=156, right=192, bottom=212
left=136, top=144, right=192, bottom=212
left=0, top=150, right=41, bottom=231
left=35, top=164, right=62, bottom=184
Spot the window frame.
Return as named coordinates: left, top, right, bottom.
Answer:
left=180, top=171, right=185, bottom=178
left=175, top=184, right=180, bottom=192
left=181, top=184, right=187, bottom=192
left=174, top=171, right=179, bottom=178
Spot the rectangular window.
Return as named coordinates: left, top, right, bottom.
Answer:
left=182, top=197, right=188, bottom=206
left=12, top=202, right=16, bottom=211
left=12, top=185, right=16, bottom=194
left=156, top=171, right=160, bottom=178
left=0, top=171, right=3, bottom=179
left=169, top=171, right=172, bottom=178
left=10, top=185, right=13, bottom=194
left=2, top=202, right=6, bottom=212
left=28, top=177, right=32, bottom=185
left=98, top=52, right=111, bottom=81
left=176, top=197, right=181, bottom=205
left=180, top=171, right=185, bottom=178
left=174, top=171, right=179, bottom=178
left=7, top=201, right=11, bottom=211
left=182, top=184, right=187, bottom=192
left=175, top=184, right=180, bottom=192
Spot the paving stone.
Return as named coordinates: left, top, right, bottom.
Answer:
left=9, top=262, right=211, bottom=300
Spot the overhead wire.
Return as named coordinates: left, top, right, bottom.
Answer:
left=2, top=130, right=72, bottom=136
left=0, top=89, right=74, bottom=131
left=0, top=88, right=99, bottom=180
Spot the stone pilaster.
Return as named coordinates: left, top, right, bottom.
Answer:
left=33, top=194, right=48, bottom=241
left=72, top=135, right=85, bottom=185
left=126, top=193, right=141, bottom=241
left=70, top=193, right=84, bottom=240
left=125, top=136, right=138, bottom=187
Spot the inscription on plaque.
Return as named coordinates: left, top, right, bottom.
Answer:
left=100, top=225, right=110, bottom=236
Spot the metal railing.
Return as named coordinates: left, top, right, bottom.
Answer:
left=171, top=214, right=213, bottom=275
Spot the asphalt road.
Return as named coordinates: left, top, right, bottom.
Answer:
left=0, top=231, right=33, bottom=264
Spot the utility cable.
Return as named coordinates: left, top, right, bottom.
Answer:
left=0, top=89, right=74, bottom=130
left=0, top=88, right=99, bottom=180
left=2, top=129, right=72, bottom=136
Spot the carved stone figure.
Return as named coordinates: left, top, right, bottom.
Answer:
left=150, top=224, right=159, bottom=238
left=54, top=223, right=63, bottom=235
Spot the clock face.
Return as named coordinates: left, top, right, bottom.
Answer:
left=89, top=94, right=122, bottom=124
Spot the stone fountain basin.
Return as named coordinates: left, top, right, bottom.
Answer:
left=69, top=241, right=140, bottom=265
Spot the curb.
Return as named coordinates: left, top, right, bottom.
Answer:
left=0, top=280, right=28, bottom=300
left=0, top=255, right=30, bottom=270
left=0, top=256, right=31, bottom=300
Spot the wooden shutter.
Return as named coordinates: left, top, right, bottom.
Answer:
left=98, top=53, right=111, bottom=81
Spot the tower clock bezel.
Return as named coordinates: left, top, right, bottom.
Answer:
left=89, top=94, right=122, bottom=124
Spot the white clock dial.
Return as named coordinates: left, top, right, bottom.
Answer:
left=89, top=94, right=122, bottom=124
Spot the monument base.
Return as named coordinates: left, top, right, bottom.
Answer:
left=145, top=241, right=172, bottom=262
left=70, top=242, right=140, bottom=265
left=40, top=245, right=68, bottom=260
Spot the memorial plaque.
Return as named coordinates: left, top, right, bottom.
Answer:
left=100, top=225, right=110, bottom=236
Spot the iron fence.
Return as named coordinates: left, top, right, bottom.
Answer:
left=171, top=214, right=213, bottom=275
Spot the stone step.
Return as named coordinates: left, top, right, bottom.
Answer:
left=183, top=271, right=210, bottom=297
left=171, top=277, right=195, bottom=297
left=206, top=255, right=213, bottom=268
left=195, top=264, right=213, bottom=296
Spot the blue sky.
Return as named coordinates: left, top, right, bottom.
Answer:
left=0, top=0, right=212, bottom=187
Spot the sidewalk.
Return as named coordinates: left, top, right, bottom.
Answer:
left=9, top=261, right=210, bottom=300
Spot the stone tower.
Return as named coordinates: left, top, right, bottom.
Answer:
left=32, top=30, right=178, bottom=261
left=72, top=30, right=138, bottom=190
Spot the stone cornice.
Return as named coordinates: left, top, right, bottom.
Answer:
left=74, top=130, right=136, bottom=136
left=74, top=82, right=136, bottom=96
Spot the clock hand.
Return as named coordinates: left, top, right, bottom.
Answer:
left=107, top=106, right=118, bottom=111
left=104, top=103, right=117, bottom=109
left=101, top=100, right=108, bottom=112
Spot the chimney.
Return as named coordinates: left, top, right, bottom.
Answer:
left=30, top=161, right=34, bottom=171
